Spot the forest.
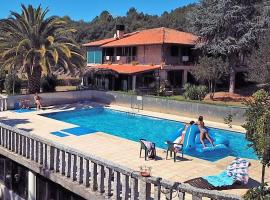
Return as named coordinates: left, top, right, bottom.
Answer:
left=62, top=4, right=195, bottom=44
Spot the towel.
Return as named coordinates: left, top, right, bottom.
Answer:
left=203, top=171, right=235, bottom=187
left=142, top=140, right=154, bottom=150
left=226, top=158, right=249, bottom=185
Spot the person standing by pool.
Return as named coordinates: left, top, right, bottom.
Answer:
left=34, top=93, right=42, bottom=110
left=197, top=116, right=214, bottom=148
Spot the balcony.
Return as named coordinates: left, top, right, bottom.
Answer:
left=103, top=56, right=137, bottom=64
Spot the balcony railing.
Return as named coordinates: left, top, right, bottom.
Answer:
left=103, top=56, right=137, bottom=64
left=0, top=122, right=241, bottom=200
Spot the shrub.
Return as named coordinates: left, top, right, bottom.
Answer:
left=244, top=184, right=270, bottom=200
left=183, top=84, right=208, bottom=100
left=4, top=74, right=22, bottom=94
left=41, top=75, right=57, bottom=92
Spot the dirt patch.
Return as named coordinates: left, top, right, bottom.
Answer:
left=204, top=92, right=250, bottom=102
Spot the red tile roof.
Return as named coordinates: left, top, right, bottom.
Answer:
left=83, top=32, right=139, bottom=47
left=87, top=64, right=160, bottom=74
left=83, top=27, right=198, bottom=47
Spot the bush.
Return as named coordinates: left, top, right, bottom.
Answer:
left=41, top=75, right=57, bottom=92
left=183, top=83, right=208, bottom=100
left=4, top=74, right=22, bottom=95
left=244, top=184, right=270, bottom=200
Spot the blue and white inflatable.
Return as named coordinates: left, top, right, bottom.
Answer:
left=169, top=124, right=230, bottom=154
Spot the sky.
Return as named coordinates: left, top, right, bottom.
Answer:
left=0, top=0, right=198, bottom=22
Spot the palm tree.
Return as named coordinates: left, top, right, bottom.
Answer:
left=0, top=5, right=85, bottom=93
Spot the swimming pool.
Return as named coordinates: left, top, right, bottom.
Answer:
left=42, top=107, right=257, bottom=162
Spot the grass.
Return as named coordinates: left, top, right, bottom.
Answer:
left=153, top=95, right=246, bottom=107
left=55, top=86, right=77, bottom=92
left=112, top=91, right=246, bottom=107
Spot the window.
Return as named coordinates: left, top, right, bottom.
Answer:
left=116, top=47, right=123, bottom=56
left=170, top=46, right=179, bottom=57
left=87, top=48, right=102, bottom=64
left=168, top=70, right=183, bottom=87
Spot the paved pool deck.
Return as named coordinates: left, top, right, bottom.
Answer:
left=0, top=102, right=268, bottom=197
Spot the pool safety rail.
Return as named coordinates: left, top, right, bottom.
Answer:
left=0, top=122, right=242, bottom=200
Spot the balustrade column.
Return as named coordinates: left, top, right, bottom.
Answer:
left=65, top=152, right=71, bottom=178
left=121, top=174, right=129, bottom=200
left=83, top=159, right=90, bottom=187
left=0, top=127, right=3, bottom=146
left=5, top=128, right=8, bottom=148
left=34, top=141, right=39, bottom=162
left=11, top=131, right=15, bottom=151
left=90, top=162, right=97, bottom=191
left=7, top=130, right=11, bottom=150
left=139, top=178, right=151, bottom=200
left=60, top=150, right=66, bottom=175
left=30, top=139, right=35, bottom=160
left=113, top=171, right=120, bottom=200
left=49, top=146, right=55, bottom=170
left=104, top=167, right=112, bottom=198
left=77, top=156, right=83, bottom=183
left=154, top=178, right=161, bottom=200
left=38, top=142, right=43, bottom=165
left=97, top=165, right=105, bottom=193
left=71, top=154, right=77, bottom=181
left=26, top=137, right=30, bottom=158
left=15, top=133, right=19, bottom=153
left=54, top=149, right=60, bottom=172
left=19, top=134, right=22, bottom=155
left=130, top=177, right=139, bottom=200
left=22, top=136, right=26, bottom=156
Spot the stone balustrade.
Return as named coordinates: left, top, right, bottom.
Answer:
left=0, top=122, right=242, bottom=200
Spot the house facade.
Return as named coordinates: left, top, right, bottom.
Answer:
left=83, top=26, right=198, bottom=93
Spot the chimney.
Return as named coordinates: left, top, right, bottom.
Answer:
left=116, top=25, right=125, bottom=39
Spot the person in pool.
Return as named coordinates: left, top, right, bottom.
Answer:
left=176, top=121, right=195, bottom=145
left=197, top=116, right=214, bottom=148
left=173, top=121, right=195, bottom=152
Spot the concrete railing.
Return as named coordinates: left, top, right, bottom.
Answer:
left=0, top=122, right=242, bottom=200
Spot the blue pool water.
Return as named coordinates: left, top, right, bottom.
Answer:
left=42, top=107, right=258, bottom=162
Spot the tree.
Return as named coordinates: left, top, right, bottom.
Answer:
left=189, top=0, right=268, bottom=93
left=243, top=89, right=270, bottom=185
left=248, top=30, right=270, bottom=88
left=192, top=56, right=228, bottom=99
left=0, top=5, right=84, bottom=94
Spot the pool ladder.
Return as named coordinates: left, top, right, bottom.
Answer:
left=130, top=95, right=143, bottom=113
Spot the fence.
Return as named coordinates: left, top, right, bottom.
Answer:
left=0, top=122, right=241, bottom=200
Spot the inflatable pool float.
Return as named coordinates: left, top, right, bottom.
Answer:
left=168, top=124, right=230, bottom=154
